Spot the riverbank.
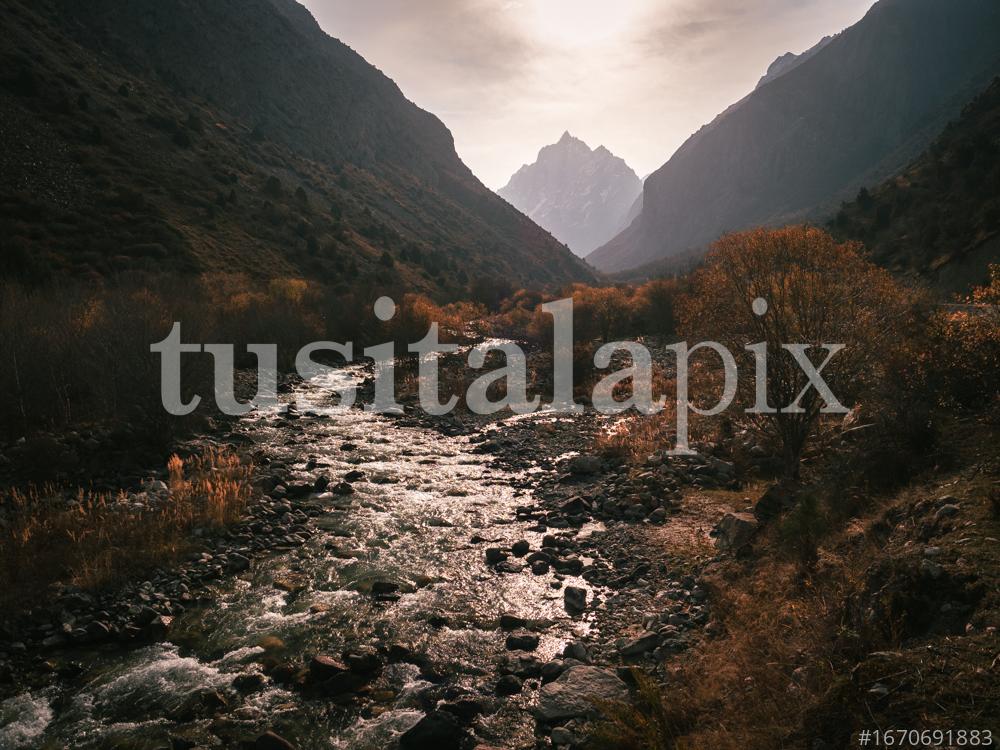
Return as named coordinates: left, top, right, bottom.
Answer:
left=0, top=340, right=748, bottom=749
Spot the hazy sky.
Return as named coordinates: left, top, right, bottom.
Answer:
left=301, top=0, right=875, bottom=189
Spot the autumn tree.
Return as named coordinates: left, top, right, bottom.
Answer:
left=573, top=285, right=633, bottom=342
left=678, top=226, right=918, bottom=477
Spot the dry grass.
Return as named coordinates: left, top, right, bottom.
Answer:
left=593, top=367, right=723, bottom=465
left=591, top=519, right=879, bottom=750
left=591, top=430, right=1000, bottom=750
left=0, top=447, right=251, bottom=616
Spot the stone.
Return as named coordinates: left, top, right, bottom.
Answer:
left=551, top=727, right=576, bottom=746
left=309, top=655, right=349, bottom=680
left=540, top=659, right=567, bottom=683
left=399, top=710, right=469, bottom=750
left=511, top=540, right=530, bottom=557
left=564, top=586, right=587, bottom=614
left=499, top=614, right=527, bottom=631
left=711, top=512, right=758, bottom=552
left=495, top=673, right=524, bottom=696
left=233, top=673, right=266, bottom=694
left=226, top=553, right=251, bottom=573
left=563, top=641, right=589, bottom=663
left=370, top=580, right=399, bottom=596
left=920, top=558, right=943, bottom=579
left=505, top=632, right=540, bottom=651
left=620, top=632, right=661, bottom=657
left=85, top=620, right=111, bottom=640
left=440, top=697, right=486, bottom=721
left=343, top=648, right=382, bottom=675
left=568, top=455, right=602, bottom=475
left=485, top=548, right=507, bottom=565
left=332, top=482, right=354, bottom=496
left=143, top=615, right=173, bottom=642
left=535, top=666, right=629, bottom=722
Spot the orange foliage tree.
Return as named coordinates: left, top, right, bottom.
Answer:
left=678, top=226, right=920, bottom=477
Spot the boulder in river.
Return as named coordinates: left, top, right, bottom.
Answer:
left=535, top=665, right=629, bottom=721
left=399, top=709, right=470, bottom=750
left=309, top=654, right=348, bottom=681
left=505, top=631, right=540, bottom=651
left=564, top=586, right=587, bottom=614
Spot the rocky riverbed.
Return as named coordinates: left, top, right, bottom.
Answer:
left=0, top=361, right=743, bottom=749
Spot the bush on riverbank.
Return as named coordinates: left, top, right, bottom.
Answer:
left=0, top=447, right=251, bottom=615
left=0, top=275, right=485, bottom=459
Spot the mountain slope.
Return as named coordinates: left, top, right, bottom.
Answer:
left=0, top=0, right=593, bottom=291
left=498, top=132, right=642, bottom=256
left=832, top=77, right=1000, bottom=295
left=588, top=0, right=1000, bottom=274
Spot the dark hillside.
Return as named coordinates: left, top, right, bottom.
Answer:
left=0, top=0, right=593, bottom=292
left=833, top=78, right=1000, bottom=295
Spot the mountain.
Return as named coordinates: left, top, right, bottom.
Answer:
left=755, top=36, right=833, bottom=90
left=0, top=0, right=594, bottom=291
left=588, top=0, right=1000, bottom=274
left=832, top=77, right=1000, bottom=295
left=498, top=132, right=642, bottom=256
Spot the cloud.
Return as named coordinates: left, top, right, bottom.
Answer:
left=300, top=0, right=874, bottom=188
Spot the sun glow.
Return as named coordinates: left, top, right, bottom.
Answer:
left=520, top=0, right=644, bottom=47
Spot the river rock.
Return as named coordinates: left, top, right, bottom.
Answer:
left=564, top=586, right=587, bottom=614
left=499, top=614, right=527, bottom=630
left=309, top=655, right=348, bottom=680
left=226, top=553, right=251, bottom=573
left=620, top=632, right=661, bottom=657
left=505, top=632, right=540, bottom=651
left=535, top=665, right=629, bottom=722
left=399, top=710, right=470, bottom=750
left=495, top=673, right=523, bottom=696
left=568, top=455, right=601, bottom=475
left=343, top=648, right=382, bottom=675
left=563, top=641, right=589, bottom=663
